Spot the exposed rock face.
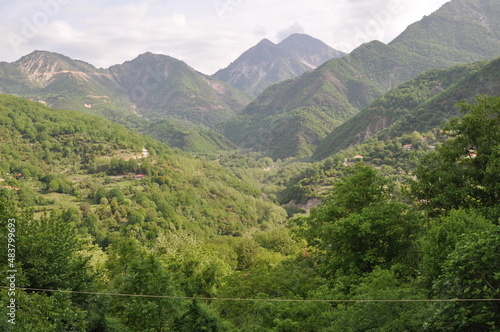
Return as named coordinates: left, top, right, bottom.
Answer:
left=16, top=50, right=108, bottom=85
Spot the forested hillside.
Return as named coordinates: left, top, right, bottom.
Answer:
left=0, top=95, right=284, bottom=237
left=313, top=57, right=500, bottom=159
left=1, top=94, right=499, bottom=331
left=390, top=0, right=500, bottom=62
left=144, top=119, right=237, bottom=154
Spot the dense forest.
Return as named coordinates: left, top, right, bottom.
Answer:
left=1, top=94, right=499, bottom=331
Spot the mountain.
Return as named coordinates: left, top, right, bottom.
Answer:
left=389, top=0, right=500, bottom=62
left=109, top=52, right=251, bottom=126
left=213, top=34, right=345, bottom=96
left=313, top=56, right=500, bottom=160
left=0, top=51, right=252, bottom=130
left=220, top=0, right=500, bottom=160
left=219, top=41, right=445, bottom=159
left=0, top=50, right=144, bottom=128
left=277, top=33, right=344, bottom=66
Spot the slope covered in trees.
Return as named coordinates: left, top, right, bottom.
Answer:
left=0, top=94, right=285, bottom=237
left=312, top=57, right=498, bottom=159
left=1, top=95, right=499, bottom=331
left=144, top=119, right=237, bottom=154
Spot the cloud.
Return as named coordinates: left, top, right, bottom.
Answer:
left=276, top=23, right=305, bottom=42
left=0, top=0, right=451, bottom=74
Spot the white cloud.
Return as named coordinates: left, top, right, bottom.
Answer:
left=276, top=23, right=306, bottom=42
left=0, top=0, right=451, bottom=74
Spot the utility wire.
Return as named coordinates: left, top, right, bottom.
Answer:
left=2, top=286, right=500, bottom=303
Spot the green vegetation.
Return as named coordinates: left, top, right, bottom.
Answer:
left=1, top=94, right=500, bottom=331
left=390, top=0, right=500, bottom=63
left=0, top=95, right=285, bottom=238
left=144, top=119, right=236, bottom=154
left=1, top=2, right=500, bottom=328
left=312, top=60, right=490, bottom=159
left=219, top=0, right=500, bottom=160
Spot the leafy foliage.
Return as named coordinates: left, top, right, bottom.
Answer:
left=411, top=95, right=500, bottom=218
left=2, top=60, right=500, bottom=330
left=145, top=119, right=236, bottom=154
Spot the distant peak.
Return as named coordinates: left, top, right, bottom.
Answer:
left=15, top=50, right=97, bottom=69
left=256, top=39, right=276, bottom=47
left=128, top=52, right=178, bottom=64
left=277, top=33, right=326, bottom=48
left=280, top=33, right=312, bottom=42
left=135, top=52, right=161, bottom=60
left=276, top=33, right=346, bottom=59
left=137, top=51, right=161, bottom=58
left=18, top=50, right=63, bottom=61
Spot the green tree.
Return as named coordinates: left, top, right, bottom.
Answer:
left=0, top=291, right=87, bottom=331
left=316, top=201, right=421, bottom=278
left=305, top=165, right=421, bottom=279
left=420, top=209, right=495, bottom=289
left=329, top=268, right=429, bottom=332
left=425, top=227, right=500, bottom=331
left=0, top=199, right=90, bottom=331
left=412, top=96, right=500, bottom=218
left=173, top=300, right=232, bottom=332
left=326, top=164, right=392, bottom=216
left=18, top=210, right=92, bottom=291
left=107, top=237, right=182, bottom=331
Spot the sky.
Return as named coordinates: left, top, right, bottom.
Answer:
left=0, top=0, right=450, bottom=75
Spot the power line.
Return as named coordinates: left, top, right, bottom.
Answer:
left=2, top=286, right=500, bottom=303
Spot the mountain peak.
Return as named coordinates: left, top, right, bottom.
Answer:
left=277, top=33, right=346, bottom=61
left=17, top=50, right=71, bottom=65
left=109, top=52, right=187, bottom=75
left=255, top=38, right=276, bottom=47
left=279, top=33, right=315, bottom=43
left=130, top=52, right=177, bottom=64
left=227, top=38, right=286, bottom=66
left=213, top=34, right=344, bottom=95
left=14, top=50, right=98, bottom=84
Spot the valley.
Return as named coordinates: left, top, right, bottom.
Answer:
left=1, top=0, right=500, bottom=331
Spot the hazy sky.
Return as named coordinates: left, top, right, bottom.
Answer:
left=1, top=0, right=450, bottom=75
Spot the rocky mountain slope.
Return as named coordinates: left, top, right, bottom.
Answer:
left=0, top=51, right=251, bottom=129
left=213, top=34, right=345, bottom=96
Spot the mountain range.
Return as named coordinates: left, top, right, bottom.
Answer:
left=0, top=34, right=345, bottom=131
left=0, top=0, right=499, bottom=160
left=0, top=51, right=251, bottom=128
left=213, top=33, right=345, bottom=96
left=220, top=0, right=500, bottom=159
